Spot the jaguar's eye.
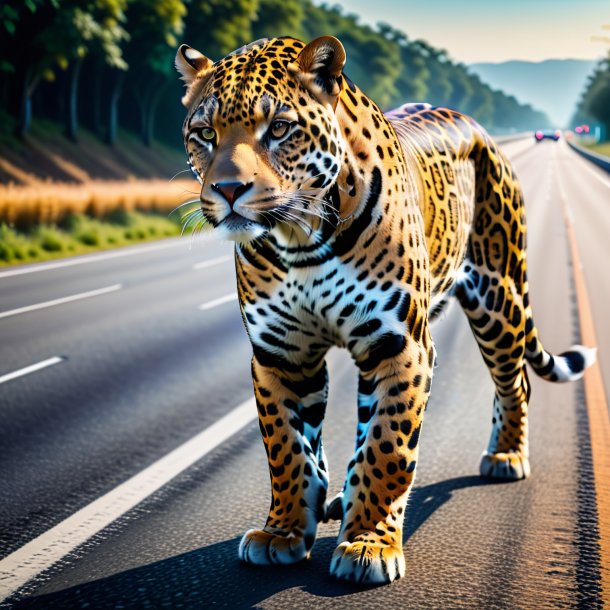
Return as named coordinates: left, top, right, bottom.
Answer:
left=195, top=127, right=216, bottom=143
left=269, top=120, right=291, bottom=140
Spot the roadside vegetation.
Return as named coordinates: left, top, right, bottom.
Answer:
left=0, top=0, right=555, bottom=267
left=572, top=22, right=610, bottom=144
left=0, top=142, right=199, bottom=266
left=0, top=106, right=199, bottom=267
left=0, top=211, right=183, bottom=266
left=1, top=0, right=550, bottom=149
left=583, top=142, right=610, bottom=157
left=0, top=178, right=196, bottom=229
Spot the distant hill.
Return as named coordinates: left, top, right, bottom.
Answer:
left=469, top=59, right=599, bottom=128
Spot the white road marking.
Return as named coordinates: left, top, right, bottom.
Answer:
left=198, top=293, right=238, bottom=311
left=0, top=239, right=184, bottom=279
left=566, top=144, right=610, bottom=189
left=0, top=396, right=257, bottom=602
left=0, top=356, right=64, bottom=385
left=0, top=284, right=122, bottom=320
left=192, top=255, right=233, bottom=270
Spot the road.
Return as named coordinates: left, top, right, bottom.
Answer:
left=0, top=137, right=608, bottom=609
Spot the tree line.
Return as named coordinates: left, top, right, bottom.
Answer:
left=0, top=0, right=551, bottom=151
left=572, top=52, right=610, bottom=139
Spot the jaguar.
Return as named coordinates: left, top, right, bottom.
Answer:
left=175, top=35, right=595, bottom=584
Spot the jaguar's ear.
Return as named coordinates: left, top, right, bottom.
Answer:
left=289, top=36, right=346, bottom=107
left=175, top=44, right=213, bottom=107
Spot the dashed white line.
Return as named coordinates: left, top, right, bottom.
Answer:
left=192, top=254, right=233, bottom=270
left=0, top=239, right=185, bottom=279
left=0, top=284, right=122, bottom=320
left=0, top=356, right=64, bottom=385
left=0, top=396, right=257, bottom=602
left=198, top=293, right=238, bottom=311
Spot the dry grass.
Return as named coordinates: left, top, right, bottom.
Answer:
left=0, top=115, right=204, bottom=265
left=0, top=178, right=199, bottom=231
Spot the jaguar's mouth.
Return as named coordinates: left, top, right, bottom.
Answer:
left=217, top=211, right=268, bottom=242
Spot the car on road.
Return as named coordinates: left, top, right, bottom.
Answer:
left=535, top=129, right=561, bottom=142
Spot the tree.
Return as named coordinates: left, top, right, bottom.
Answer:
left=412, top=39, right=454, bottom=107
left=57, top=1, right=129, bottom=141
left=462, top=73, right=493, bottom=126
left=1, top=0, right=60, bottom=137
left=184, top=0, right=258, bottom=60
left=0, top=0, right=556, bottom=148
left=376, top=24, right=432, bottom=107
left=573, top=57, right=610, bottom=135
left=301, top=4, right=401, bottom=109
left=0, top=0, right=128, bottom=140
left=122, top=0, right=186, bottom=146
left=252, top=0, right=305, bottom=41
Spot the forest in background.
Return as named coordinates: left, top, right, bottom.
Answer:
left=572, top=44, right=610, bottom=140
left=1, top=0, right=552, bottom=154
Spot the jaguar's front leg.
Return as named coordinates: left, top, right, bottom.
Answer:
left=331, top=329, right=434, bottom=584
left=239, top=356, right=329, bottom=565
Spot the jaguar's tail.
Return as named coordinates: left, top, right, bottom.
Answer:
left=523, top=313, right=596, bottom=382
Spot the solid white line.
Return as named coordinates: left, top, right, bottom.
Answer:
left=192, top=255, right=233, bottom=270
left=198, top=293, right=238, bottom=311
left=576, top=157, right=610, bottom=189
left=0, top=397, right=257, bottom=602
left=0, top=284, right=122, bottom=320
left=0, top=239, right=184, bottom=279
left=567, top=144, right=610, bottom=189
left=0, top=357, right=64, bottom=385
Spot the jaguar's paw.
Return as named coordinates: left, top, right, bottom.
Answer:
left=330, top=534, right=405, bottom=584
left=480, top=450, right=530, bottom=481
left=238, top=528, right=313, bottom=565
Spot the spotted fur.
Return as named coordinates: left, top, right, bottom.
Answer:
left=175, top=36, right=596, bottom=584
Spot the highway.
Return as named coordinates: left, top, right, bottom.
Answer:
left=0, top=137, right=608, bottom=608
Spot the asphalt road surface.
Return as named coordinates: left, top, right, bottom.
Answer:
left=0, top=137, right=608, bottom=609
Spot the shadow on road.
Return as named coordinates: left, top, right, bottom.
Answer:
left=14, top=475, right=501, bottom=609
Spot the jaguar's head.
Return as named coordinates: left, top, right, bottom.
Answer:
left=176, top=36, right=347, bottom=243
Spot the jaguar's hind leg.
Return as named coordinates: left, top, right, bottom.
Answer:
left=456, top=264, right=531, bottom=480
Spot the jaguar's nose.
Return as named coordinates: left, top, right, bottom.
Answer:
left=210, top=181, right=253, bottom=207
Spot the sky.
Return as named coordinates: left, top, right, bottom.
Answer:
left=321, top=0, right=610, bottom=64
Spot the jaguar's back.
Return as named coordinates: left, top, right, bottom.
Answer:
left=389, top=100, right=594, bottom=478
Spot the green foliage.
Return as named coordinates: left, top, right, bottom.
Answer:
left=1, top=0, right=129, bottom=78
left=583, top=141, right=610, bottom=156
left=36, top=226, right=65, bottom=251
left=185, top=0, right=258, bottom=60
left=296, top=4, right=548, bottom=129
left=0, top=213, right=181, bottom=266
left=75, top=226, right=101, bottom=245
left=1, top=0, right=552, bottom=146
left=103, top=207, right=134, bottom=226
left=124, top=0, right=186, bottom=75
left=574, top=57, right=610, bottom=134
left=253, top=0, right=305, bottom=40
left=377, top=25, right=429, bottom=103
left=1, top=0, right=59, bottom=39
left=572, top=19, right=610, bottom=136
left=0, top=223, right=35, bottom=262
